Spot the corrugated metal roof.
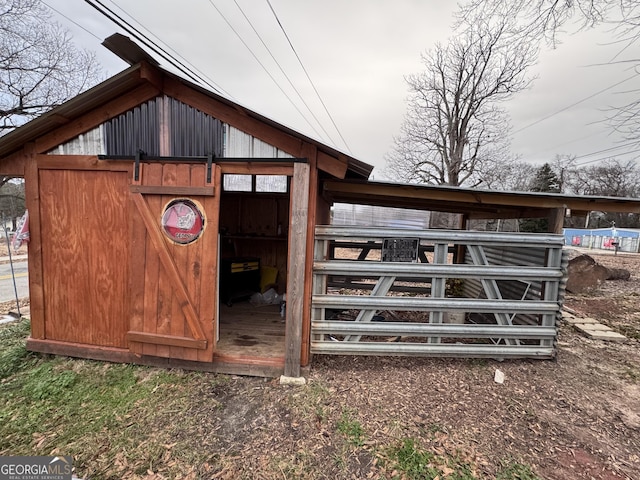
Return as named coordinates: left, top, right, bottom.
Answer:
left=0, top=34, right=373, bottom=179
left=0, top=65, right=147, bottom=159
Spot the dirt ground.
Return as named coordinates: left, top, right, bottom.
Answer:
left=301, top=249, right=640, bottom=479
left=2, top=248, right=639, bottom=479
left=175, top=249, right=640, bottom=479
left=173, top=247, right=640, bottom=479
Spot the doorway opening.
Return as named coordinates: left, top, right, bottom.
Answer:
left=216, top=172, right=290, bottom=361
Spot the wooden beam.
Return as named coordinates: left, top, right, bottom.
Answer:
left=126, top=331, right=207, bottom=350
left=34, top=82, right=161, bottom=154
left=26, top=337, right=288, bottom=377
left=139, top=61, right=165, bottom=91
left=27, top=338, right=136, bottom=363
left=35, top=155, right=131, bottom=172
left=284, top=161, right=310, bottom=378
left=129, top=185, right=215, bottom=196
left=0, top=149, right=27, bottom=177
left=548, top=207, right=565, bottom=234
left=159, top=95, right=171, bottom=156
left=219, top=163, right=294, bottom=176
left=323, top=180, right=640, bottom=215
left=301, top=146, right=318, bottom=366
left=317, top=151, right=347, bottom=179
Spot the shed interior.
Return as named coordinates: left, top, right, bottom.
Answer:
left=215, top=173, right=291, bottom=360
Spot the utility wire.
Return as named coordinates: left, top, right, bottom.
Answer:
left=84, top=0, right=224, bottom=94
left=106, top=0, right=233, bottom=98
left=574, top=146, right=640, bottom=166
left=512, top=72, right=640, bottom=135
left=42, top=1, right=102, bottom=41
left=206, top=0, right=327, bottom=142
left=232, top=0, right=339, bottom=146
left=571, top=140, right=638, bottom=160
left=266, top=0, right=353, bottom=154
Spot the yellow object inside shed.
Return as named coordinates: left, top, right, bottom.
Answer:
left=260, top=266, right=278, bottom=293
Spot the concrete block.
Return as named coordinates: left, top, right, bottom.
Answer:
left=585, top=330, right=628, bottom=342
left=564, top=316, right=598, bottom=325
left=575, top=323, right=612, bottom=332
left=279, top=375, right=306, bottom=386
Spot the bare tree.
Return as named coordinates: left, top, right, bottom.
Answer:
left=458, top=0, right=640, bottom=146
left=0, top=0, right=102, bottom=132
left=478, top=157, right=537, bottom=191
left=458, top=0, right=615, bottom=46
left=568, top=158, right=640, bottom=198
left=384, top=12, right=537, bottom=186
left=567, top=158, right=640, bottom=227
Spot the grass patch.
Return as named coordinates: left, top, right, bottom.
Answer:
left=289, top=380, right=332, bottom=426
left=0, top=326, right=201, bottom=479
left=336, top=408, right=366, bottom=447
left=496, top=460, right=541, bottom=480
left=0, top=319, right=36, bottom=379
left=621, top=367, right=640, bottom=382
left=387, top=438, right=440, bottom=479
left=383, top=438, right=540, bottom=480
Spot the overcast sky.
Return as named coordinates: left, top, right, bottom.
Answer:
left=45, top=0, right=640, bottom=177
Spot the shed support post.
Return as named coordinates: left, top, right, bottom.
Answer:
left=284, top=162, right=310, bottom=378
left=548, top=207, right=565, bottom=234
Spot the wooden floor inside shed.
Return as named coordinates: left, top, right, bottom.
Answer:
left=216, top=301, right=286, bottom=360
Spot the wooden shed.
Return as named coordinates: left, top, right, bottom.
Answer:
left=0, top=36, right=371, bottom=378
left=3, top=36, right=640, bottom=378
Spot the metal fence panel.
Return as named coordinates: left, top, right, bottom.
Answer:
left=311, top=226, right=565, bottom=359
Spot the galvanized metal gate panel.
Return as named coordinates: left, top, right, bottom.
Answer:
left=311, top=226, right=566, bottom=359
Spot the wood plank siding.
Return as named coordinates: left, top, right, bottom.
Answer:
left=0, top=60, right=365, bottom=377
left=128, top=162, right=219, bottom=361
left=38, top=161, right=131, bottom=347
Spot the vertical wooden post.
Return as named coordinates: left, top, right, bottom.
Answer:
left=24, top=145, right=45, bottom=339
left=548, top=207, right=565, bottom=234
left=284, top=162, right=310, bottom=378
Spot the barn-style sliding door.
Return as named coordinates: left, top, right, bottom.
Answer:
left=127, top=161, right=220, bottom=362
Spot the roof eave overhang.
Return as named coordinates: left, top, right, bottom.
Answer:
left=323, top=179, right=640, bottom=219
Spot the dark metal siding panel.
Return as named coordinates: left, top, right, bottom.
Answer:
left=169, top=97, right=223, bottom=157
left=462, top=245, right=549, bottom=325
left=103, top=96, right=224, bottom=157
left=104, top=97, right=161, bottom=156
left=463, top=246, right=547, bottom=298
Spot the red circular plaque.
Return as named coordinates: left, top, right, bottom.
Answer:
left=161, top=199, right=204, bottom=244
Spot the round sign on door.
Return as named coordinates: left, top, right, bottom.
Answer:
left=161, top=199, right=205, bottom=244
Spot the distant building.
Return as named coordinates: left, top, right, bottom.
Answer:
left=563, top=227, right=640, bottom=253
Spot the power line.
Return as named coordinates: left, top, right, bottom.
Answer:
left=512, top=72, right=640, bottom=135
left=266, top=0, right=353, bottom=155
left=84, top=0, right=225, bottom=95
left=525, top=138, right=638, bottom=167
left=206, top=0, right=327, bottom=143
left=231, top=0, right=339, bottom=146
left=42, top=1, right=102, bottom=41
left=106, top=0, right=233, bottom=98
left=574, top=146, right=640, bottom=166
left=572, top=140, right=638, bottom=161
